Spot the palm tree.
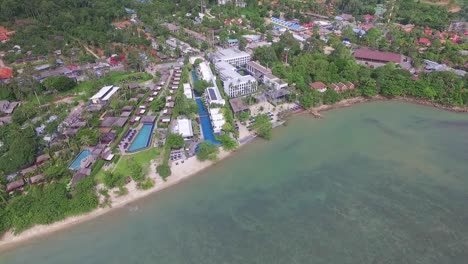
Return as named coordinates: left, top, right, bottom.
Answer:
left=0, top=180, right=7, bottom=205
left=80, top=135, right=92, bottom=146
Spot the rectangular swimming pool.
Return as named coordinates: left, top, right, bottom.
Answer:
left=127, top=123, right=154, bottom=152
left=69, top=150, right=91, bottom=170
left=196, top=98, right=221, bottom=145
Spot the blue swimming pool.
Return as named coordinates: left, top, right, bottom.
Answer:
left=127, top=123, right=154, bottom=152
left=191, top=70, right=199, bottom=83
left=69, top=150, right=91, bottom=170
left=196, top=98, right=221, bottom=145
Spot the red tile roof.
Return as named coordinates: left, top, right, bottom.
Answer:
left=0, top=67, right=13, bottom=79
left=353, top=48, right=402, bottom=64
left=417, top=37, right=431, bottom=45
left=113, top=21, right=132, bottom=29
left=363, top=14, right=375, bottom=20
left=310, top=81, right=327, bottom=90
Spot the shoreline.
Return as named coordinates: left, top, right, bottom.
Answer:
left=0, top=150, right=234, bottom=252
left=309, top=96, right=468, bottom=114
left=1, top=96, right=466, bottom=252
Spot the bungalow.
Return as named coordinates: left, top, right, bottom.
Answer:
left=113, top=21, right=132, bottom=29
left=6, top=179, right=25, bottom=193
left=363, top=14, right=375, bottom=22
left=29, top=174, right=45, bottom=185
left=162, top=108, right=172, bottom=115
left=100, top=116, right=128, bottom=128
left=121, top=105, right=134, bottom=112
left=0, top=26, right=14, bottom=43
left=160, top=116, right=171, bottom=123
left=329, top=82, right=356, bottom=92
left=127, top=83, right=140, bottom=89
left=310, top=82, right=327, bottom=93
left=141, top=115, right=156, bottom=124
left=120, top=111, right=131, bottom=117
left=165, top=102, right=175, bottom=108
left=0, top=67, right=13, bottom=82
left=35, top=154, right=51, bottom=166
left=416, top=38, right=431, bottom=46
left=0, top=100, right=19, bottom=114
left=100, top=131, right=116, bottom=144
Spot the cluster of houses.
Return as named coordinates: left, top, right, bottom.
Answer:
left=160, top=67, right=183, bottom=125
left=310, top=81, right=356, bottom=93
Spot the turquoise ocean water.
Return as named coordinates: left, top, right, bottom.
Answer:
left=2, top=102, right=468, bottom=263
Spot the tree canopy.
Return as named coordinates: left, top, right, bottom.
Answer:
left=196, top=142, right=219, bottom=161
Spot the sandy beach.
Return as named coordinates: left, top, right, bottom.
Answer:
left=0, top=149, right=233, bottom=251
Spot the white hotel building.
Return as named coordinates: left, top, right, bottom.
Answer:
left=215, top=61, right=257, bottom=98
left=211, top=48, right=251, bottom=67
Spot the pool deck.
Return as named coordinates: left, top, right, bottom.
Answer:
left=118, top=123, right=143, bottom=155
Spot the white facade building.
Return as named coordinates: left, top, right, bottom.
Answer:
left=214, top=61, right=257, bottom=98
left=90, top=85, right=120, bottom=104
left=208, top=108, right=226, bottom=134
left=246, top=61, right=288, bottom=90
left=205, top=87, right=226, bottom=106
left=183, top=83, right=193, bottom=99
left=218, top=0, right=246, bottom=7
left=211, top=48, right=251, bottom=67
left=198, top=62, right=213, bottom=82
left=263, top=73, right=288, bottom=90
left=173, top=118, right=194, bottom=140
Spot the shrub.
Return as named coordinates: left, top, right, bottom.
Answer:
left=196, top=142, right=219, bottom=161
left=156, top=164, right=171, bottom=179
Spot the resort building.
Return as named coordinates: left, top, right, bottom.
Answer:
left=218, top=0, right=246, bottom=8
left=310, top=82, right=328, bottom=93
left=208, top=108, right=226, bottom=134
left=353, top=48, right=404, bottom=65
left=246, top=61, right=271, bottom=78
left=166, top=37, right=193, bottom=54
left=263, top=73, right=288, bottom=90
left=198, top=61, right=213, bottom=82
left=173, top=118, right=194, bottom=140
left=210, top=48, right=251, bottom=67
left=90, top=85, right=120, bottom=104
left=205, top=86, right=226, bottom=106
left=246, top=61, right=287, bottom=90
left=183, top=83, right=193, bottom=99
left=214, top=61, right=257, bottom=98
left=270, top=17, right=305, bottom=32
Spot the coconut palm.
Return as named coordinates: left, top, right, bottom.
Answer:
left=79, top=135, right=92, bottom=146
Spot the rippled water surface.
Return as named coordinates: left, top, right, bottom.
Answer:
left=2, top=102, right=468, bottom=264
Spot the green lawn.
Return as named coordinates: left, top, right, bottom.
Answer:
left=96, top=147, right=162, bottom=183
left=65, top=72, right=152, bottom=98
